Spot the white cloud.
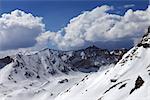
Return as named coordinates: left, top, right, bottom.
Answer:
left=124, top=4, right=135, bottom=8
left=1, top=6, right=149, bottom=51
left=37, top=5, right=150, bottom=50
left=0, top=10, right=45, bottom=50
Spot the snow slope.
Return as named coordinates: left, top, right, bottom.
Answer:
left=0, top=70, right=88, bottom=100
left=55, top=28, right=150, bottom=100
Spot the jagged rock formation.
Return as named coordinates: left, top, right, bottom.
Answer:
left=0, top=56, right=13, bottom=69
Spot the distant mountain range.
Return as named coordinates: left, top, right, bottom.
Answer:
left=0, top=45, right=127, bottom=78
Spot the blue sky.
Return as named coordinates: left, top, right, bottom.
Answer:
left=0, top=0, right=148, bottom=31
left=0, top=0, right=149, bottom=51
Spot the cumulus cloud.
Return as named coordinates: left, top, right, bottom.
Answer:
left=0, top=10, right=45, bottom=50
left=1, top=6, right=148, bottom=51
left=37, top=5, right=150, bottom=50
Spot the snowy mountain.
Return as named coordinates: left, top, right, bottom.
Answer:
left=0, top=45, right=127, bottom=82
left=0, top=45, right=126, bottom=100
left=55, top=27, right=150, bottom=100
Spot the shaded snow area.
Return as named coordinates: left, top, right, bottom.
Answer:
left=0, top=68, right=88, bottom=100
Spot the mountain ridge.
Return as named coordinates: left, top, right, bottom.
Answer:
left=0, top=45, right=127, bottom=72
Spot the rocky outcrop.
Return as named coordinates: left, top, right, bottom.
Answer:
left=0, top=56, right=13, bottom=69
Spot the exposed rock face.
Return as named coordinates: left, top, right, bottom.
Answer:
left=130, top=76, right=144, bottom=94
left=61, top=46, right=127, bottom=72
left=0, top=56, right=13, bottom=69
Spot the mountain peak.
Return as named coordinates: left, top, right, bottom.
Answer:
left=85, top=45, right=99, bottom=50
